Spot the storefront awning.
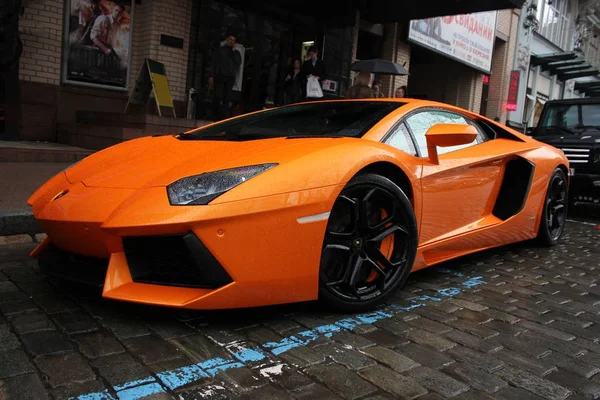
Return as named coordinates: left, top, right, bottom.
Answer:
left=531, top=52, right=600, bottom=81
left=221, top=0, right=526, bottom=26
left=574, top=81, right=600, bottom=96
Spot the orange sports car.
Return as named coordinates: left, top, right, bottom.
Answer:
left=28, top=99, right=569, bottom=311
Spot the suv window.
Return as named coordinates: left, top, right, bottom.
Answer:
left=537, top=102, right=600, bottom=132
left=539, top=104, right=579, bottom=128
left=581, top=104, right=600, bottom=127
left=405, top=110, right=488, bottom=157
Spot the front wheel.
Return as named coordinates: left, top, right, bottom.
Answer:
left=537, top=168, right=568, bottom=246
left=318, top=173, right=418, bottom=312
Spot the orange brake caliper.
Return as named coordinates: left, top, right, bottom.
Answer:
left=366, top=209, right=394, bottom=283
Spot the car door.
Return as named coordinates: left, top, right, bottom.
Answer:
left=385, top=108, right=512, bottom=246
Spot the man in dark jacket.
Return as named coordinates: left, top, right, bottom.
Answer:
left=300, top=46, right=327, bottom=100
left=209, top=31, right=241, bottom=120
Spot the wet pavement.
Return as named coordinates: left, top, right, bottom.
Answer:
left=0, top=219, right=599, bottom=400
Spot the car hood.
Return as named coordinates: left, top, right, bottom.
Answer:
left=65, top=135, right=338, bottom=189
left=533, top=134, right=600, bottom=147
left=533, top=126, right=600, bottom=146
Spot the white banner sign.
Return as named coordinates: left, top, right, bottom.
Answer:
left=408, top=11, right=497, bottom=73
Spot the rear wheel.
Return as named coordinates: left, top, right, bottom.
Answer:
left=537, top=168, right=568, bottom=246
left=318, top=173, right=418, bottom=312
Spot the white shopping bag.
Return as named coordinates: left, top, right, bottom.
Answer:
left=306, top=76, right=324, bottom=98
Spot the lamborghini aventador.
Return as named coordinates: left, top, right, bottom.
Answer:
left=28, top=99, right=569, bottom=311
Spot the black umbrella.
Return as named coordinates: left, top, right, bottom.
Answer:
left=350, top=58, right=410, bottom=75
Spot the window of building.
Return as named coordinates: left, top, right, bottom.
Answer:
left=536, top=0, right=571, bottom=49
left=404, top=110, right=488, bottom=158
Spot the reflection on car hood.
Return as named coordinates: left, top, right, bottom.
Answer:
left=64, top=135, right=342, bottom=189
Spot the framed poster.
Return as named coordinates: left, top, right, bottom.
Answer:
left=62, top=0, right=134, bottom=90
left=408, top=11, right=497, bottom=74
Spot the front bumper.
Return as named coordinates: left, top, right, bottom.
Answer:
left=569, top=172, right=600, bottom=206
left=29, top=173, right=343, bottom=309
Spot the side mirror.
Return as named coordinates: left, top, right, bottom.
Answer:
left=425, top=124, right=479, bottom=164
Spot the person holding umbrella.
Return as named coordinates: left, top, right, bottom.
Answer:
left=346, top=72, right=373, bottom=99
left=351, top=58, right=409, bottom=98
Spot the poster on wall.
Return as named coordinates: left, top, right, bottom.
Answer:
left=408, top=11, right=497, bottom=73
left=62, top=0, right=134, bottom=90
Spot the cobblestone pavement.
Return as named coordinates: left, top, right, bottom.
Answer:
left=1, top=220, right=599, bottom=400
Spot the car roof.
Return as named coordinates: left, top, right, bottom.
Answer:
left=543, top=97, right=600, bottom=105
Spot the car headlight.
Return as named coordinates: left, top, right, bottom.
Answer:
left=594, top=149, right=600, bottom=164
left=167, top=164, right=278, bottom=205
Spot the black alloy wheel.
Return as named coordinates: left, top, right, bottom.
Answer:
left=537, top=168, right=568, bottom=246
left=319, top=173, right=418, bottom=311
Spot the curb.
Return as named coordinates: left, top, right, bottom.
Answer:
left=0, top=209, right=42, bottom=237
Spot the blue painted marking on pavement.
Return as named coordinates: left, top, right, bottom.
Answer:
left=233, top=348, right=267, bottom=363
left=437, top=287, right=461, bottom=297
left=114, top=377, right=156, bottom=391
left=462, top=276, right=486, bottom=288
left=116, top=382, right=165, bottom=400
left=156, top=364, right=207, bottom=391
left=73, top=270, right=486, bottom=399
left=70, top=390, right=116, bottom=400
left=416, top=295, right=442, bottom=302
left=205, top=361, right=245, bottom=376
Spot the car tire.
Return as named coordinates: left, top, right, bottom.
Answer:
left=537, top=167, right=568, bottom=247
left=318, top=173, right=418, bottom=312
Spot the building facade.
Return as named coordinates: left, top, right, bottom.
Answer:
left=4, top=0, right=526, bottom=148
left=355, top=9, right=521, bottom=123
left=507, top=0, right=600, bottom=129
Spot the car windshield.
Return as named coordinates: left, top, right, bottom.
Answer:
left=180, top=101, right=405, bottom=141
left=537, top=103, right=600, bottom=133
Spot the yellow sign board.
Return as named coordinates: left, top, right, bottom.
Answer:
left=125, top=58, right=176, bottom=117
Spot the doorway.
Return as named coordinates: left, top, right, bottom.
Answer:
left=186, top=0, right=325, bottom=118
left=480, top=75, right=490, bottom=116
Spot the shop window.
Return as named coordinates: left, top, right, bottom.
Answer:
left=322, top=27, right=354, bottom=98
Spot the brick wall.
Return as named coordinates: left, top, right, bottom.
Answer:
left=18, top=0, right=191, bottom=102
left=487, top=39, right=508, bottom=120
left=128, top=0, right=192, bottom=102
left=129, top=0, right=152, bottom=87
left=379, top=22, right=410, bottom=97
left=148, top=0, right=192, bottom=102
left=496, top=9, right=512, bottom=37
left=486, top=9, right=520, bottom=123
left=18, top=0, right=64, bottom=85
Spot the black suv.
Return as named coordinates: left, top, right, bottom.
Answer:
left=530, top=97, right=600, bottom=207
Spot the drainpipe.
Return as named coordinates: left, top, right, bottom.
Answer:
left=527, top=65, right=541, bottom=129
